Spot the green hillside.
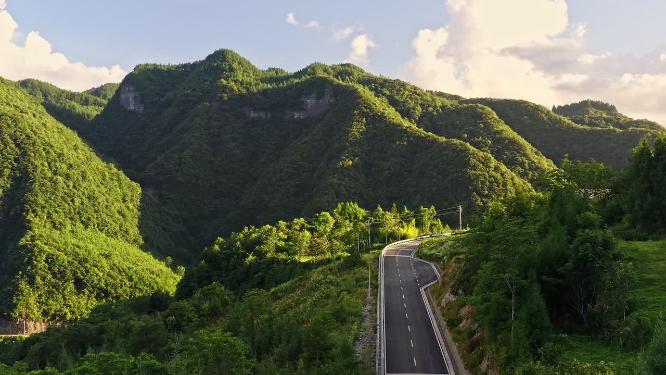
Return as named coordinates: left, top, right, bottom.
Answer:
left=0, top=79, right=179, bottom=322
left=0, top=208, right=380, bottom=374
left=553, top=99, right=663, bottom=132
left=291, top=64, right=556, bottom=184
left=17, top=79, right=108, bottom=134
left=87, top=50, right=532, bottom=253
left=465, top=98, right=663, bottom=167
left=84, top=83, right=120, bottom=101
left=418, top=102, right=556, bottom=183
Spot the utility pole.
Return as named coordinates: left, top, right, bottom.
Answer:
left=367, top=220, right=372, bottom=248
left=457, top=205, right=463, bottom=231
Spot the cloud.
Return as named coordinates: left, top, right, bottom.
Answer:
left=401, top=0, right=666, bottom=125
left=305, top=20, right=320, bottom=29
left=333, top=26, right=355, bottom=41
left=349, top=34, right=377, bottom=66
left=0, top=4, right=125, bottom=91
left=286, top=12, right=298, bottom=26
left=285, top=12, right=319, bottom=29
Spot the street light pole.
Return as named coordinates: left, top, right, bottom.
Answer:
left=458, top=205, right=463, bottom=231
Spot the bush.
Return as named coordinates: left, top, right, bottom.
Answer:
left=613, top=314, right=653, bottom=349
left=645, top=324, right=666, bottom=374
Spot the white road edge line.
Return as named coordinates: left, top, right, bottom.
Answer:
left=411, top=249, right=455, bottom=375
left=378, top=235, right=455, bottom=375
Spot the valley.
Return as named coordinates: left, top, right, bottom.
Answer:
left=0, top=49, right=664, bottom=374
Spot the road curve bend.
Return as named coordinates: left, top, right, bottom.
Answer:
left=377, top=239, right=455, bottom=375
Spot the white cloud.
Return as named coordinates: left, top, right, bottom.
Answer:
left=0, top=0, right=5, bottom=9
left=0, top=5, right=125, bottom=91
left=285, top=12, right=319, bottom=29
left=286, top=12, right=298, bottom=26
left=349, top=34, right=377, bottom=66
left=333, top=26, right=355, bottom=41
left=401, top=0, right=666, bottom=125
left=305, top=20, right=320, bottom=29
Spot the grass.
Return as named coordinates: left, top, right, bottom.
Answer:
left=560, top=335, right=641, bottom=372
left=418, top=234, right=466, bottom=265
left=621, top=240, right=666, bottom=321
left=558, top=240, right=666, bottom=371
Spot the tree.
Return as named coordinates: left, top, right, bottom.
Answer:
left=621, top=137, right=666, bottom=234
left=184, top=330, right=254, bottom=375
left=11, top=280, right=40, bottom=333
left=312, top=212, right=335, bottom=237
left=191, top=283, right=234, bottom=322
left=417, top=206, right=437, bottom=234
left=559, top=229, right=618, bottom=326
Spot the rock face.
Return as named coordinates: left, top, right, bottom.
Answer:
left=119, top=84, right=144, bottom=113
left=245, top=85, right=336, bottom=120
left=0, top=319, right=51, bottom=335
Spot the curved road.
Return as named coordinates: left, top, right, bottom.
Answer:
left=378, top=239, right=453, bottom=375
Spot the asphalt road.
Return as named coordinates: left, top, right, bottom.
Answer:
left=382, top=241, right=450, bottom=374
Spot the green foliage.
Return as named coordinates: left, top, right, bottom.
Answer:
left=0, top=78, right=178, bottom=321
left=431, top=173, right=635, bottom=371
left=616, top=137, right=666, bottom=234
left=645, top=323, right=666, bottom=375
left=84, top=83, right=120, bottom=101
left=180, top=330, right=254, bottom=375
left=0, top=246, right=374, bottom=374
left=467, top=98, right=663, bottom=168
left=554, top=100, right=663, bottom=132
left=80, top=50, right=534, bottom=255
left=178, top=201, right=446, bottom=296
left=560, top=158, right=615, bottom=190
left=419, top=102, right=556, bottom=183
left=17, top=79, right=108, bottom=133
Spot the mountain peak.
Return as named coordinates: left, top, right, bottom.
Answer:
left=553, top=99, right=618, bottom=117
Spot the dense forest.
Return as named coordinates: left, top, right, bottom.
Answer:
left=0, top=202, right=449, bottom=374
left=420, top=138, right=666, bottom=374
left=0, top=78, right=179, bottom=323
left=0, top=48, right=664, bottom=374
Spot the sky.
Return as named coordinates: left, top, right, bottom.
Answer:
left=1, top=0, right=665, bottom=124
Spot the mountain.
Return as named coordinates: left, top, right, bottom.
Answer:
left=0, top=78, right=179, bottom=323
left=553, top=99, right=663, bottom=132
left=16, top=79, right=109, bottom=135
left=84, top=83, right=120, bottom=101
left=464, top=98, right=663, bottom=167
left=87, top=50, right=534, bottom=253
left=12, top=49, right=660, bottom=261
left=294, top=64, right=556, bottom=184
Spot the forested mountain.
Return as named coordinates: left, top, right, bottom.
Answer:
left=465, top=98, right=662, bottom=167
left=16, top=79, right=109, bottom=134
left=85, top=50, right=532, bottom=254
left=1, top=47, right=665, bottom=374
left=84, top=83, right=120, bottom=101
left=0, top=79, right=179, bottom=323
left=3, top=48, right=664, bottom=324
left=553, top=99, right=663, bottom=133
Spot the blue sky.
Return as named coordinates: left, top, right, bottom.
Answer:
left=5, top=0, right=665, bottom=74
left=1, top=0, right=666, bottom=123
left=3, top=0, right=447, bottom=74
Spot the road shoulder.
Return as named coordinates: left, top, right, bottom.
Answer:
left=424, top=284, right=469, bottom=375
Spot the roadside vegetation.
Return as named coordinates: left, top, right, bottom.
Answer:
left=421, top=137, right=666, bottom=374
left=2, top=48, right=666, bottom=374
left=0, top=201, right=448, bottom=374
